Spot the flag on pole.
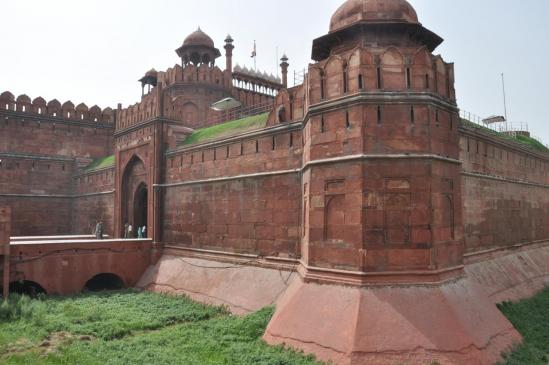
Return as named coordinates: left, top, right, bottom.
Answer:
left=251, top=41, right=257, bottom=58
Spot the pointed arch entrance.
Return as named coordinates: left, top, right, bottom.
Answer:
left=121, top=155, right=149, bottom=238
left=134, top=183, right=148, bottom=237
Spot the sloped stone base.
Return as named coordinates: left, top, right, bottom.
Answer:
left=137, top=253, right=297, bottom=315
left=465, top=241, right=549, bottom=304
left=264, top=277, right=520, bottom=365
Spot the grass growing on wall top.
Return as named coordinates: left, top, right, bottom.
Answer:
left=84, top=155, right=115, bottom=172
left=182, top=112, right=269, bottom=146
left=515, top=134, right=549, bottom=153
left=461, top=119, right=549, bottom=153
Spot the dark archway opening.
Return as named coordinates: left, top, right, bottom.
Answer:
left=6, top=281, right=47, bottom=297
left=133, top=183, right=148, bottom=238
left=84, top=274, right=125, bottom=292
left=120, top=155, right=148, bottom=238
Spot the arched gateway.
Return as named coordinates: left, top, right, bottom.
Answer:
left=121, top=156, right=149, bottom=238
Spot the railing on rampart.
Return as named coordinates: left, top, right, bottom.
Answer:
left=199, top=101, right=274, bottom=128
left=460, top=109, right=548, bottom=149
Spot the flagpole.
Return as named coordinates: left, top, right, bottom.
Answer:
left=254, top=41, right=257, bottom=70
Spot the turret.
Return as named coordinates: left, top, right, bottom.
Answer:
left=224, top=34, right=234, bottom=76
left=176, top=27, right=221, bottom=67
left=139, top=69, right=158, bottom=97
left=280, top=54, right=289, bottom=89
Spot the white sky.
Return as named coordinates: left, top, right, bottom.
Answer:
left=2, top=0, right=548, bottom=144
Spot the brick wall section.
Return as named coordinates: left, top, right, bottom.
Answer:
left=0, top=93, right=114, bottom=236
left=460, top=125, right=549, bottom=253
left=162, top=174, right=301, bottom=257
left=0, top=197, right=72, bottom=236
left=0, top=155, right=75, bottom=236
left=165, top=129, right=302, bottom=182
left=162, top=126, right=303, bottom=257
left=1, top=114, right=113, bottom=159
left=71, top=168, right=115, bottom=236
left=0, top=157, right=74, bottom=195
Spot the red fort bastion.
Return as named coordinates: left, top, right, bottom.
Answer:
left=1, top=1, right=548, bottom=364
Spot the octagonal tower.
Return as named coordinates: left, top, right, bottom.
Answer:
left=264, top=1, right=520, bottom=364
left=303, top=0, right=461, bottom=281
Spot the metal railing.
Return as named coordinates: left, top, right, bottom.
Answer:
left=460, top=109, right=548, bottom=148
left=199, top=101, right=274, bottom=128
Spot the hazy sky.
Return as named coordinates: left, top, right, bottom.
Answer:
left=2, top=0, right=548, bottom=143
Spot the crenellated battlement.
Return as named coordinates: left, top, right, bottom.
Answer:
left=116, top=92, right=159, bottom=131
left=0, top=91, right=115, bottom=125
left=158, top=64, right=230, bottom=90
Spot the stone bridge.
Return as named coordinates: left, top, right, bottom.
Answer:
left=1, top=209, right=155, bottom=296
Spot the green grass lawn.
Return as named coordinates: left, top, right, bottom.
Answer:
left=0, top=290, right=323, bottom=365
left=1, top=288, right=547, bottom=365
left=182, top=113, right=269, bottom=146
left=497, top=287, right=549, bottom=365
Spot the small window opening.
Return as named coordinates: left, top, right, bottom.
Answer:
left=226, top=145, right=229, bottom=158
left=345, top=110, right=350, bottom=128
left=425, top=74, right=429, bottom=89
left=240, top=143, right=243, bottom=155
left=4, top=104, right=8, bottom=110
left=191, top=155, right=194, bottom=164
left=377, top=106, right=382, bottom=124
left=435, top=109, right=439, bottom=123
left=376, top=67, right=382, bottom=89
left=38, top=107, right=42, bottom=114
left=256, top=140, right=259, bottom=153
left=320, top=115, right=325, bottom=133
left=272, top=136, right=275, bottom=150
left=358, top=74, right=364, bottom=90
left=214, top=149, right=217, bottom=160
left=406, top=68, right=411, bottom=89
left=201, top=151, right=204, bottom=162
left=343, top=66, right=348, bottom=93
left=289, top=133, right=294, bottom=147
left=53, top=112, right=57, bottom=117
left=410, top=106, right=415, bottom=124
left=290, top=100, right=294, bottom=120
left=22, top=106, right=26, bottom=112
left=320, top=73, right=325, bottom=99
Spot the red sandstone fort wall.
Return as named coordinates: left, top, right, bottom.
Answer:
left=0, top=91, right=115, bottom=236
left=162, top=125, right=303, bottom=257
left=0, top=197, right=72, bottom=236
left=0, top=155, right=75, bottom=236
left=71, top=168, right=115, bottom=236
left=0, top=91, right=114, bottom=159
left=459, top=125, right=549, bottom=253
